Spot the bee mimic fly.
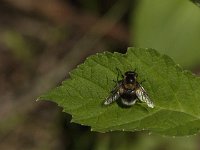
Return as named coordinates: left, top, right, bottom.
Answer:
left=104, top=70, right=154, bottom=108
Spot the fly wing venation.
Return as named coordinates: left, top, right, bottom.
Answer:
left=136, top=85, right=154, bottom=108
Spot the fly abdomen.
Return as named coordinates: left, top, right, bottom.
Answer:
left=121, top=98, right=136, bottom=106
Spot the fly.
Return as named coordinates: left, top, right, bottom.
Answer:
left=104, top=69, right=154, bottom=108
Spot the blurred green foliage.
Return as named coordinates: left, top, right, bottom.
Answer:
left=79, top=0, right=99, bottom=14
left=132, top=0, right=200, bottom=68
left=93, top=132, right=198, bottom=150
left=191, top=0, right=200, bottom=6
left=3, top=31, right=33, bottom=62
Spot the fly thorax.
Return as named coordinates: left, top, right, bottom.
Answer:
left=124, top=83, right=135, bottom=90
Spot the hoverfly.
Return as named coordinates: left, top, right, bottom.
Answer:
left=104, top=69, right=154, bottom=108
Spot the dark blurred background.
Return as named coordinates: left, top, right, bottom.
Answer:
left=1, top=0, right=200, bottom=149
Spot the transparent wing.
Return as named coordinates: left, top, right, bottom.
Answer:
left=104, top=91, right=120, bottom=105
left=136, top=85, right=154, bottom=108
left=104, top=82, right=122, bottom=105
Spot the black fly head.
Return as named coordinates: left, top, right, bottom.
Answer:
left=124, top=71, right=138, bottom=84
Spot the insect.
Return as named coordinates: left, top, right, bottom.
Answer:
left=104, top=69, right=154, bottom=108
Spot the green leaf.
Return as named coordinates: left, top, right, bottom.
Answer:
left=38, top=47, right=200, bottom=136
left=132, top=0, right=200, bottom=67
